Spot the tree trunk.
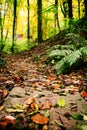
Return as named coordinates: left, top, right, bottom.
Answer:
left=54, top=0, right=60, bottom=32
left=12, top=0, right=17, bottom=52
left=84, top=0, right=87, bottom=17
left=27, top=0, right=30, bottom=41
left=37, top=0, right=43, bottom=43
left=68, top=0, right=73, bottom=18
left=78, top=0, right=80, bottom=19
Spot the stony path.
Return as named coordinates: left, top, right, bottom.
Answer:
left=0, top=53, right=87, bottom=130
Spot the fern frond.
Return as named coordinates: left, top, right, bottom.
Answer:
left=60, top=45, right=75, bottom=50
left=67, top=50, right=82, bottom=66
left=53, top=50, right=83, bottom=74
left=53, top=58, right=69, bottom=74
left=80, top=47, right=87, bottom=55
left=49, top=49, right=73, bottom=58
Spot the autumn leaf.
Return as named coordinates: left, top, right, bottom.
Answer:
left=30, top=102, right=35, bottom=109
left=24, top=97, right=35, bottom=105
left=34, top=103, right=39, bottom=111
left=42, top=100, right=51, bottom=109
left=6, top=108, right=23, bottom=113
left=80, top=91, right=87, bottom=98
left=53, top=84, right=61, bottom=89
left=48, top=75, right=55, bottom=81
left=0, top=106, right=4, bottom=111
left=83, top=114, right=87, bottom=120
left=57, top=99, right=66, bottom=107
left=0, top=116, right=15, bottom=129
left=31, top=113, right=49, bottom=124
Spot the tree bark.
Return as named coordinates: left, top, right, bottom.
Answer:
left=37, top=0, right=43, bottom=43
left=27, top=0, right=30, bottom=41
left=68, top=0, right=73, bottom=18
left=12, top=0, right=17, bottom=52
left=84, top=0, right=87, bottom=17
left=54, top=0, right=60, bottom=32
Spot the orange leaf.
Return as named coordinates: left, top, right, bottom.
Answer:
left=31, top=113, right=49, bottom=124
left=53, top=84, right=61, bottom=89
left=0, top=106, right=4, bottom=111
left=30, top=103, right=35, bottom=109
left=25, top=97, right=35, bottom=104
left=80, top=91, right=87, bottom=98
left=2, top=90, right=8, bottom=98
left=48, top=76, right=54, bottom=81
left=0, top=116, right=15, bottom=129
left=42, top=100, right=51, bottom=109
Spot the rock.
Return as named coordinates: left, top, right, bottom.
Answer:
left=9, top=87, right=25, bottom=98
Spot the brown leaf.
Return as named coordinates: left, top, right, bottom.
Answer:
left=0, top=106, right=4, bottom=111
left=53, top=84, right=61, bottom=89
left=48, top=76, right=54, bottom=81
left=30, top=103, right=35, bottom=110
left=25, top=97, right=35, bottom=105
left=42, top=100, right=51, bottom=109
left=0, top=77, right=6, bottom=82
left=31, top=113, right=49, bottom=124
left=0, top=90, right=8, bottom=104
left=0, top=116, right=15, bottom=129
left=80, top=91, right=87, bottom=98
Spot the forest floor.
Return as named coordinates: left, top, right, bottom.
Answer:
left=0, top=35, right=87, bottom=130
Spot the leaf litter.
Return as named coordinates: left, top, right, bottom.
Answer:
left=0, top=45, right=87, bottom=130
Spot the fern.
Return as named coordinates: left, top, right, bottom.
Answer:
left=53, top=50, right=83, bottom=74
left=67, top=50, right=82, bottom=66
left=46, top=34, right=87, bottom=74
left=80, top=47, right=87, bottom=55
left=49, top=49, right=73, bottom=58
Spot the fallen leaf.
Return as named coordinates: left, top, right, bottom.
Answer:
left=0, top=89, right=8, bottom=98
left=42, top=100, right=51, bottom=109
left=80, top=91, right=87, bottom=98
left=0, top=106, right=4, bottom=111
left=31, top=113, right=49, bottom=124
left=57, top=99, right=66, bottom=107
left=71, top=114, right=83, bottom=120
left=30, top=102, right=35, bottom=109
left=6, top=108, right=23, bottom=113
left=45, top=110, right=50, bottom=117
left=2, top=90, right=8, bottom=98
left=34, top=103, right=39, bottom=111
left=43, top=125, right=48, bottom=130
left=53, top=84, right=61, bottom=89
left=48, top=75, right=54, bottom=81
left=24, top=97, right=35, bottom=105
left=0, top=115, right=15, bottom=129
left=83, top=114, right=87, bottom=120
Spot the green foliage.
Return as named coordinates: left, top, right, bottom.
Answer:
left=47, top=33, right=87, bottom=74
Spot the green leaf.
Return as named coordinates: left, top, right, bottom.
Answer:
left=35, top=103, right=39, bottom=111
left=45, top=110, right=50, bottom=117
left=71, top=114, right=83, bottom=120
left=57, top=99, right=66, bottom=107
left=77, top=124, right=83, bottom=130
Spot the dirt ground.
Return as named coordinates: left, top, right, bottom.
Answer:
left=0, top=41, right=87, bottom=130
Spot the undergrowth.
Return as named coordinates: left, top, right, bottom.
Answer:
left=46, top=33, right=87, bottom=74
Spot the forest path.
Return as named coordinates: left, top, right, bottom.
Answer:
left=0, top=45, right=87, bottom=130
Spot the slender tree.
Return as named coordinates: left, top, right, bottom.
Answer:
left=12, top=0, right=17, bottom=52
left=84, top=0, right=87, bottom=17
left=27, top=0, right=30, bottom=41
left=37, top=0, right=43, bottom=43
left=78, top=0, right=80, bottom=19
left=68, top=0, right=73, bottom=18
left=54, top=0, right=60, bottom=32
